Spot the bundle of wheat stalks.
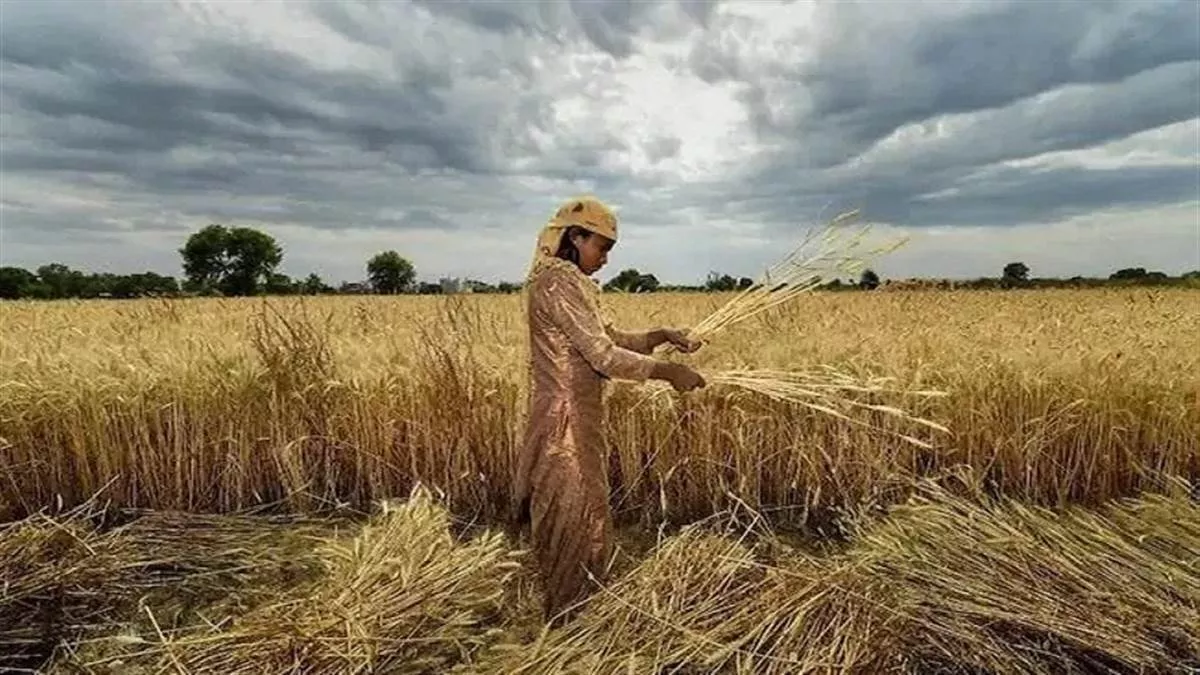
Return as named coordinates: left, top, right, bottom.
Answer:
left=688, top=209, right=906, bottom=342
left=477, top=480, right=1200, bottom=674
left=0, top=503, right=134, bottom=671
left=1, top=501, right=332, bottom=672
left=646, top=366, right=950, bottom=449
left=134, top=486, right=520, bottom=675
left=646, top=210, right=950, bottom=447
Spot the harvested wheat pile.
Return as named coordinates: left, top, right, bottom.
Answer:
left=0, top=503, right=136, bottom=671
left=723, top=483, right=1200, bottom=675
left=475, top=484, right=1199, bottom=675
left=840, top=484, right=1200, bottom=674
left=474, top=527, right=774, bottom=674
left=148, top=486, right=521, bottom=674
left=2, top=503, right=335, bottom=673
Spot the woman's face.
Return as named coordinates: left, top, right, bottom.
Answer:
left=572, top=231, right=615, bottom=276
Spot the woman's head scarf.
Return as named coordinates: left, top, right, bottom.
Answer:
left=527, top=196, right=619, bottom=280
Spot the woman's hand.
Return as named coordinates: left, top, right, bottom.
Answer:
left=662, top=328, right=702, bottom=353
left=652, top=362, right=707, bottom=392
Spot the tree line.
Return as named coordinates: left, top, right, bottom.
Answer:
left=1, top=224, right=1197, bottom=300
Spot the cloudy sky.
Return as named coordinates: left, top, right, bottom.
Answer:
left=2, top=0, right=1198, bottom=286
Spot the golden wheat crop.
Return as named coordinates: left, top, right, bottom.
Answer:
left=1, top=283, right=1198, bottom=674
left=1, top=287, right=1196, bottom=528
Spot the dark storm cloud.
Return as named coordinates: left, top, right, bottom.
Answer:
left=0, top=0, right=1196, bottom=283
left=804, top=1, right=1199, bottom=163
left=412, top=0, right=717, bottom=59
left=4, top=39, right=476, bottom=174
left=0, top=0, right=553, bottom=247
left=906, top=164, right=1200, bottom=227
left=679, top=0, right=1200, bottom=233
left=685, top=0, right=1200, bottom=168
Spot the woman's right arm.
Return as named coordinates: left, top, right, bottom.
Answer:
left=543, top=272, right=704, bottom=391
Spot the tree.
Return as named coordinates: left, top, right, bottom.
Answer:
left=1110, top=267, right=1148, bottom=281
left=264, top=273, right=296, bottom=295
left=859, top=269, right=881, bottom=290
left=737, top=277, right=754, bottom=291
left=0, top=267, right=36, bottom=299
left=179, top=225, right=230, bottom=292
left=301, top=273, right=331, bottom=295
left=704, top=272, right=738, bottom=292
left=1002, top=262, right=1030, bottom=284
left=36, top=263, right=86, bottom=298
left=636, top=273, right=660, bottom=293
left=222, top=227, right=284, bottom=296
left=366, top=250, right=416, bottom=294
left=604, top=268, right=642, bottom=293
left=604, top=268, right=660, bottom=293
left=179, top=224, right=283, bottom=296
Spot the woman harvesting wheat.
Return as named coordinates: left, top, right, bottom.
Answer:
left=511, top=196, right=706, bottom=623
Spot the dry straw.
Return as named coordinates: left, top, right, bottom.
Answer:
left=644, top=210, right=947, bottom=447
left=1, top=500, right=334, bottom=673
left=140, top=485, right=521, bottom=675
left=700, top=368, right=950, bottom=449
left=473, top=481, right=1200, bottom=675
left=687, top=209, right=907, bottom=343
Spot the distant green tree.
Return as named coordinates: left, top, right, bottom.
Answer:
left=1002, top=261, right=1030, bottom=283
left=222, top=228, right=284, bottom=296
left=179, top=224, right=283, bottom=296
left=366, top=250, right=416, bottom=294
left=0, top=267, right=37, bottom=299
left=604, top=268, right=660, bottom=293
left=36, top=263, right=87, bottom=298
left=859, top=269, right=881, bottom=290
left=300, top=273, right=331, bottom=295
left=604, top=268, right=640, bottom=292
left=179, top=225, right=230, bottom=292
left=636, top=273, right=660, bottom=293
left=704, top=272, right=738, bottom=292
left=264, top=273, right=296, bottom=295
left=737, top=277, right=754, bottom=291
left=1110, top=267, right=1148, bottom=280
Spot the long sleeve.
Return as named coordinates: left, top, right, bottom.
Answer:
left=605, top=326, right=656, bottom=355
left=544, top=271, right=658, bottom=382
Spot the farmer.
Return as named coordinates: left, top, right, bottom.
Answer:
left=511, top=195, right=706, bottom=624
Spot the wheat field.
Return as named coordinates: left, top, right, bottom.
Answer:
left=2, top=287, right=1198, bottom=673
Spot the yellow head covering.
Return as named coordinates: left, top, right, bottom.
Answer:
left=526, top=196, right=619, bottom=280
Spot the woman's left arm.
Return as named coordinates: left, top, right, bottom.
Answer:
left=604, top=326, right=658, bottom=354
left=605, top=326, right=700, bottom=354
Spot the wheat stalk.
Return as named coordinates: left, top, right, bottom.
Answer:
left=688, top=209, right=907, bottom=343
left=643, top=366, right=951, bottom=449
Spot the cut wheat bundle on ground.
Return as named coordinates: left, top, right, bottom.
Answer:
left=474, top=482, right=1200, bottom=675
left=112, top=487, right=522, bottom=675
left=469, top=526, right=775, bottom=675
left=0, top=502, right=137, bottom=672
left=825, top=481, right=1200, bottom=674
left=1, top=503, right=340, bottom=673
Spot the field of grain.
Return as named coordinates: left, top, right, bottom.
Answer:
left=2, top=288, right=1198, bottom=673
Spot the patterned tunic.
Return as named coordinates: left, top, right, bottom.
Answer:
left=511, top=257, right=658, bottom=621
